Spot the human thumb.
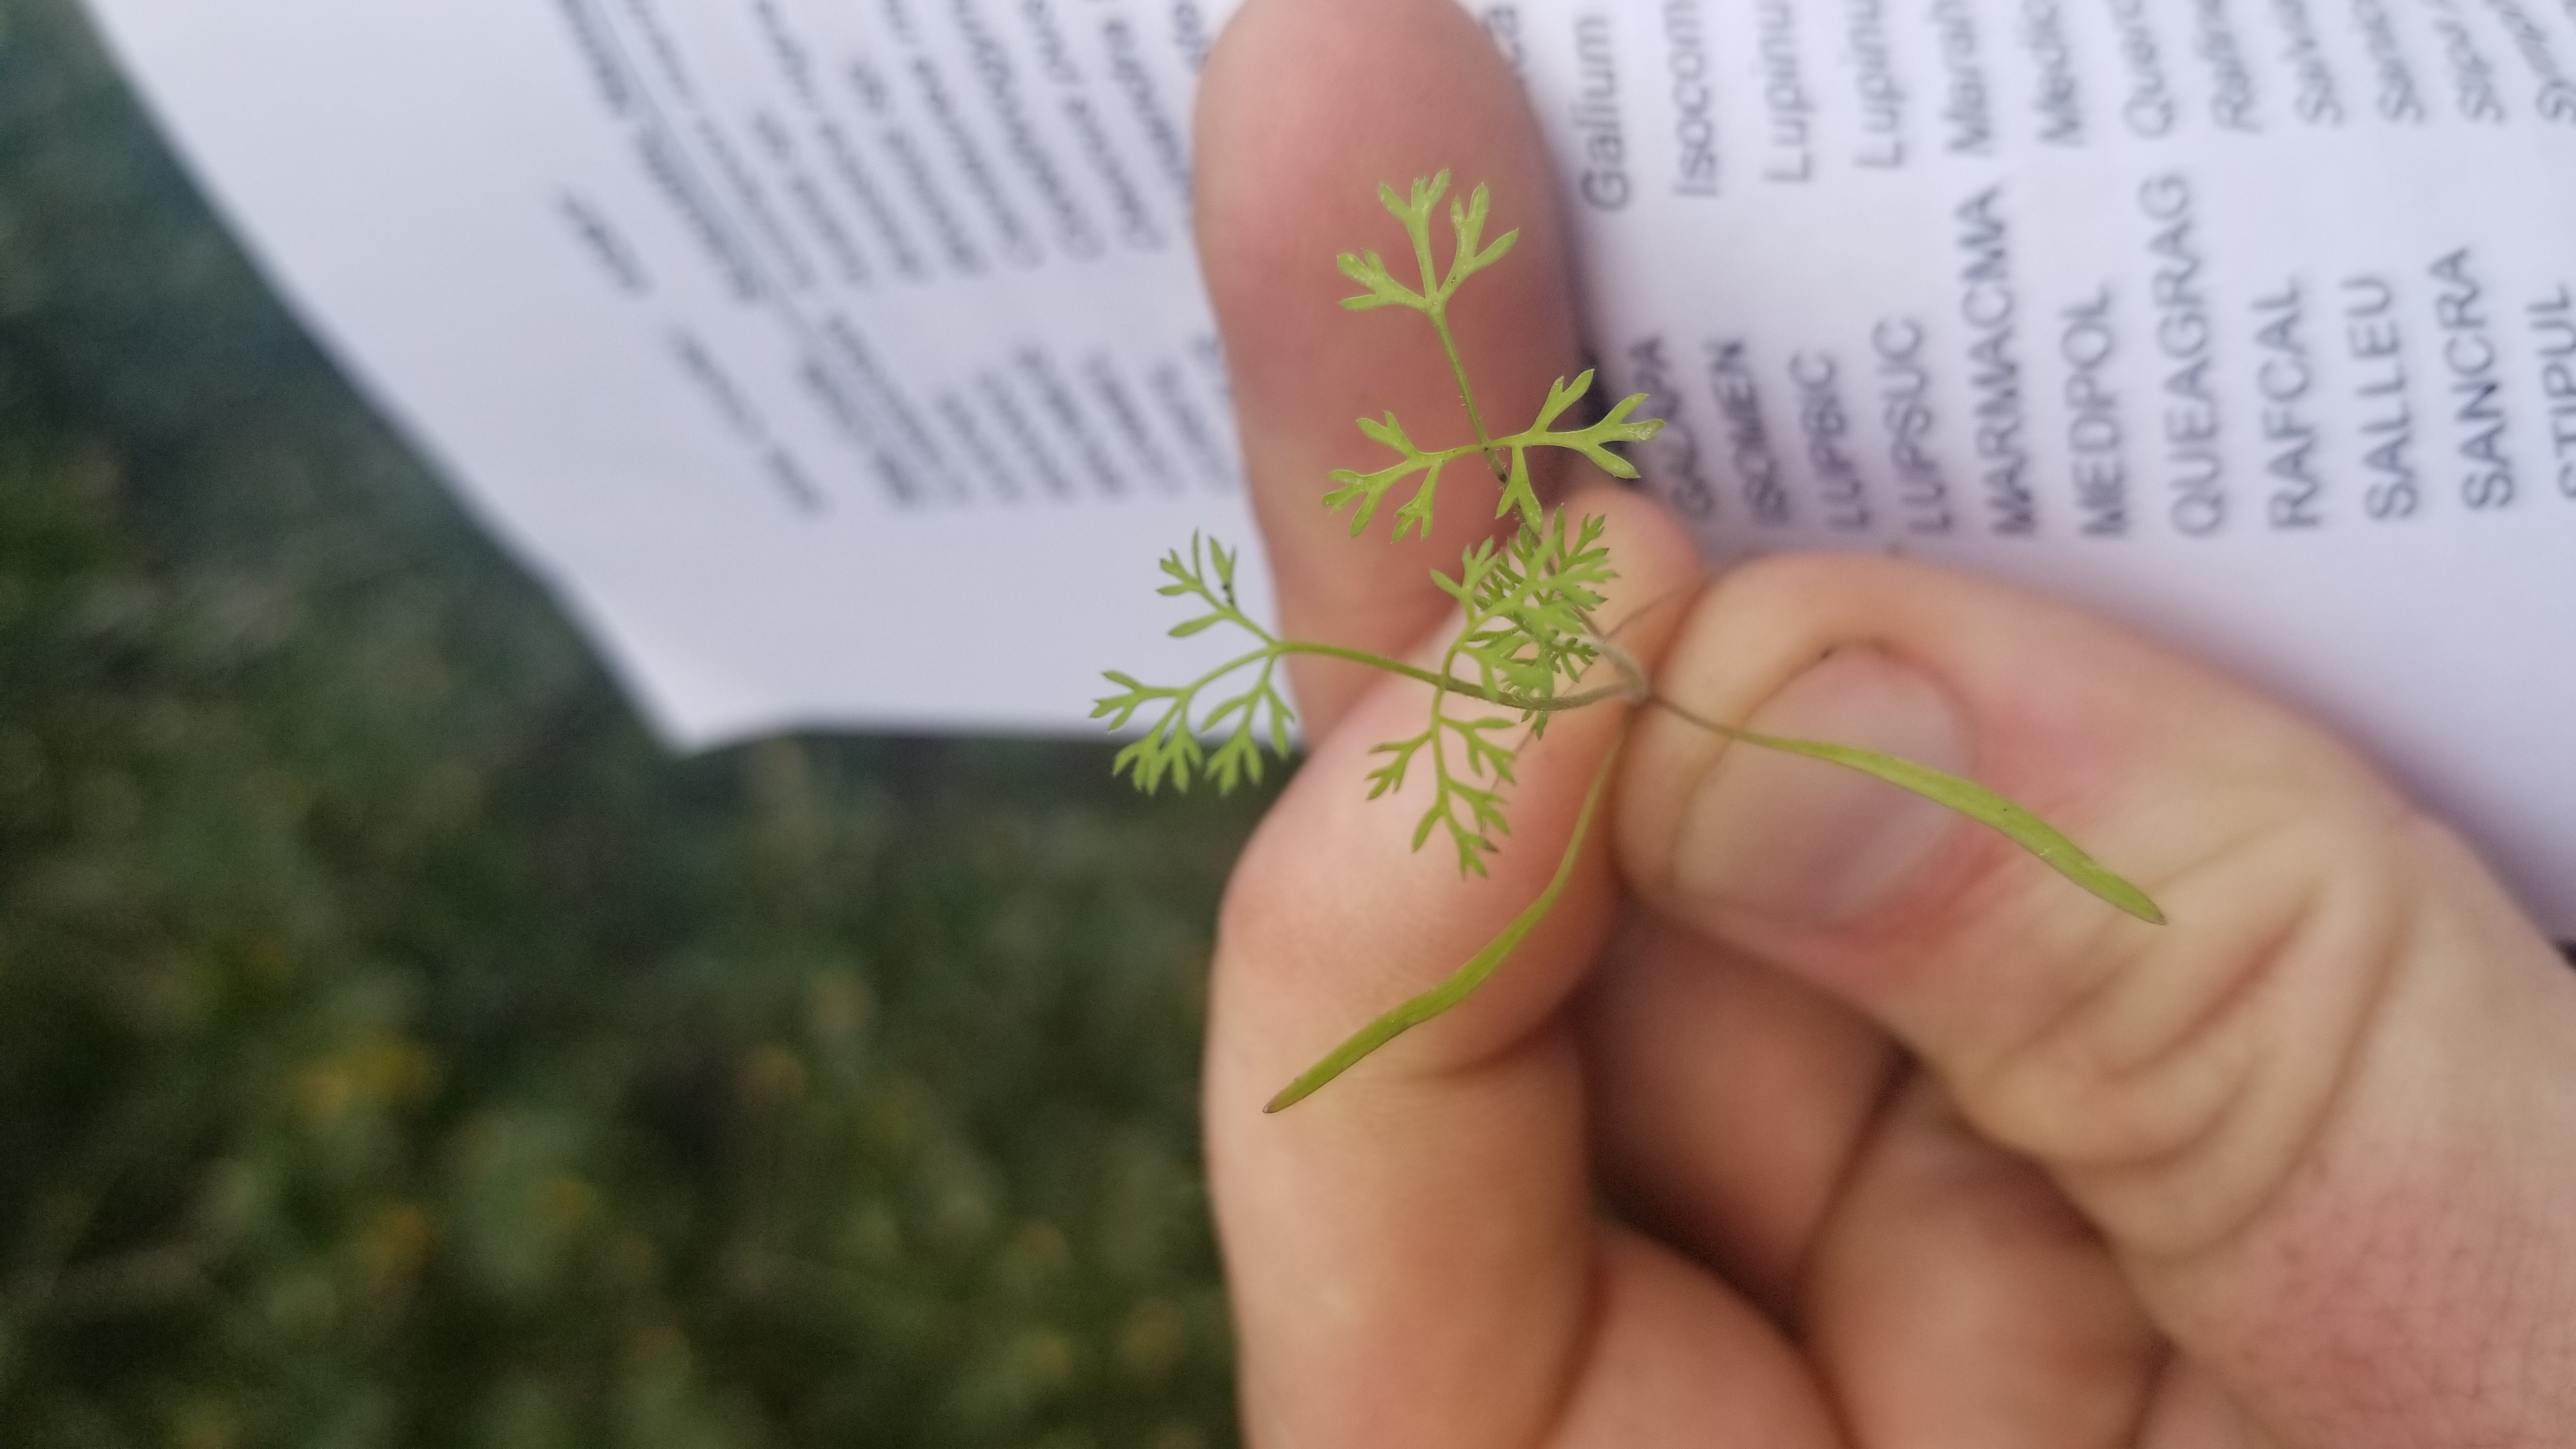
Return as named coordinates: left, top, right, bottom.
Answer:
left=1616, top=553, right=2576, bottom=1448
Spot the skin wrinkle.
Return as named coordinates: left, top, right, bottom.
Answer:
left=2488, top=1145, right=2576, bottom=1435
left=1781, top=1048, right=1913, bottom=1323
left=2298, top=1162, right=2503, bottom=1438
left=2052, top=809, right=2362, bottom=1085
left=2172, top=868, right=2575, bottom=1445
left=2037, top=770, right=2365, bottom=964
left=2048, top=918, right=2301, bottom=1260
left=1527, top=1232, right=1618, bottom=1449
left=2101, top=855, right=2411, bottom=1273
left=1974, top=827, right=2317, bottom=1172
left=1772, top=1050, right=1908, bottom=1329
left=1580, top=912, right=1903, bottom=1326
left=1800, top=1075, right=2160, bottom=1445
left=1986, top=801, right=2407, bottom=1199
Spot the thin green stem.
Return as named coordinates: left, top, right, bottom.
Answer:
left=1577, top=606, right=1650, bottom=700
left=1266, top=727, right=1624, bottom=1111
left=1428, top=305, right=1501, bottom=475
left=1272, top=640, right=1446, bottom=690
left=1392, top=420, right=1606, bottom=479
left=1425, top=635, right=1466, bottom=860
left=1398, top=195, right=1499, bottom=475
left=1273, top=641, right=1642, bottom=714
left=1405, top=207, right=1444, bottom=315
left=1213, top=597, right=1278, bottom=647
left=1176, top=645, right=1290, bottom=707
left=1645, top=696, right=2166, bottom=924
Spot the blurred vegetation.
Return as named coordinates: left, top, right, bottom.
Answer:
left=0, top=1, right=1270, bottom=1443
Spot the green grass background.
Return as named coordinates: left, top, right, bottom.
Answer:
left=0, top=3, right=1273, bottom=1443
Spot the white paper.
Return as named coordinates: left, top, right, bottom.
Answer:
left=81, top=0, right=1266, bottom=747
left=1507, top=0, right=2576, bottom=936
left=81, top=0, right=2576, bottom=933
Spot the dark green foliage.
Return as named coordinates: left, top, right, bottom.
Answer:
left=0, top=3, right=1258, bottom=1443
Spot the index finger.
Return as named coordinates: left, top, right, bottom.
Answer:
left=1195, top=0, right=1584, bottom=737
left=1192, top=3, right=1841, bottom=1446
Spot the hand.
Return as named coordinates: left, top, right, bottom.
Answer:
left=1192, top=2, right=2576, bottom=1445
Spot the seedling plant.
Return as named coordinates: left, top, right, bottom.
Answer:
left=1096, top=173, right=2161, bottom=1112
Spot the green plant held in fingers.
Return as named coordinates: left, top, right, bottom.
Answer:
left=1097, top=171, right=2165, bottom=1114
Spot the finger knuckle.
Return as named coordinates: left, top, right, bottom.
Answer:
left=1968, top=797, right=2418, bottom=1257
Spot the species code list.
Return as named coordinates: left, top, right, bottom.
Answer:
left=1496, top=0, right=2576, bottom=551
left=548, top=0, right=1239, bottom=518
